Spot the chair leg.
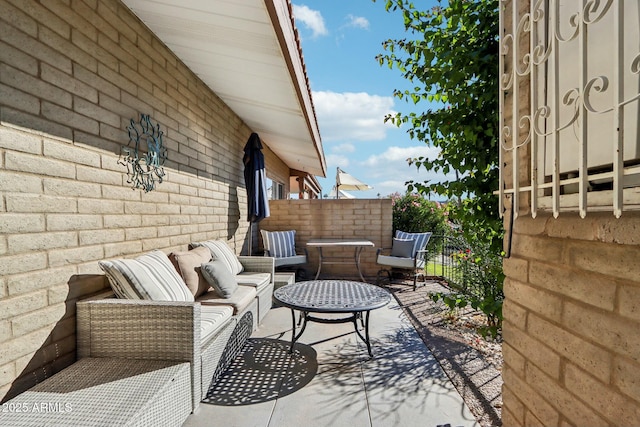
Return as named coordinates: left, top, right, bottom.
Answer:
left=376, top=269, right=391, bottom=286
left=413, top=270, right=426, bottom=291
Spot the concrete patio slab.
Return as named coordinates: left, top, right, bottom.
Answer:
left=268, top=362, right=371, bottom=427
left=183, top=298, right=479, bottom=427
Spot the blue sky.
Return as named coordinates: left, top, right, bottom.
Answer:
left=292, top=1, right=450, bottom=198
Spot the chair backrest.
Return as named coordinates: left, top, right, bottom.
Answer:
left=260, top=230, right=296, bottom=258
left=394, top=231, right=432, bottom=258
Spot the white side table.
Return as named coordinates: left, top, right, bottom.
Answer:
left=306, top=238, right=375, bottom=282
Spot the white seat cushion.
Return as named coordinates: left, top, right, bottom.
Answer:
left=236, top=272, right=271, bottom=290
left=200, top=305, right=234, bottom=344
left=273, top=255, right=307, bottom=268
left=377, top=254, right=425, bottom=269
left=196, top=286, right=257, bottom=314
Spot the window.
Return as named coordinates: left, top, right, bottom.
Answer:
left=499, top=0, right=640, bottom=218
left=266, top=178, right=285, bottom=200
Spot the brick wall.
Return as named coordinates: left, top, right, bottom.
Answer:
left=259, top=199, right=393, bottom=280
left=501, top=0, right=640, bottom=424
left=0, top=0, right=290, bottom=401
left=502, top=212, right=640, bottom=426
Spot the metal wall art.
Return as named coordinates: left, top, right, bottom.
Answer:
left=120, top=114, right=167, bottom=192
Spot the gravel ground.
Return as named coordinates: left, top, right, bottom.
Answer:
left=385, top=279, right=503, bottom=427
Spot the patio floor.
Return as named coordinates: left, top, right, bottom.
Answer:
left=183, top=293, right=479, bottom=427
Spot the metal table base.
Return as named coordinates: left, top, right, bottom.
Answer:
left=313, top=246, right=369, bottom=281
left=289, top=309, right=374, bottom=356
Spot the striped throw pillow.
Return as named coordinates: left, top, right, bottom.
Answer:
left=191, top=240, right=244, bottom=276
left=394, top=231, right=433, bottom=258
left=261, top=230, right=296, bottom=258
left=99, top=250, right=193, bottom=302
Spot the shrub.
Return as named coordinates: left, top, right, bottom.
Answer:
left=391, top=193, right=448, bottom=235
left=432, top=236, right=504, bottom=338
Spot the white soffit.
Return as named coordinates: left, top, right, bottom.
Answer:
left=121, top=0, right=326, bottom=177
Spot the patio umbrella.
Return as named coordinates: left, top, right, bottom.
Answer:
left=328, top=185, right=355, bottom=199
left=335, top=167, right=372, bottom=198
left=243, top=133, right=270, bottom=254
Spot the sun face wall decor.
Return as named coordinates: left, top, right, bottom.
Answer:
left=119, top=114, right=167, bottom=192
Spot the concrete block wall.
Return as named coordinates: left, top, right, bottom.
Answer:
left=501, top=0, right=640, bottom=423
left=260, top=199, right=393, bottom=280
left=502, top=212, right=640, bottom=426
left=0, top=0, right=290, bottom=401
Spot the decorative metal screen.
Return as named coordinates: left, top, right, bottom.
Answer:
left=499, top=0, right=640, bottom=218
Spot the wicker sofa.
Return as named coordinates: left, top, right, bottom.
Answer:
left=86, top=241, right=275, bottom=409
left=0, top=241, right=275, bottom=427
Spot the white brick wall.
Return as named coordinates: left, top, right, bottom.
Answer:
left=0, top=0, right=291, bottom=402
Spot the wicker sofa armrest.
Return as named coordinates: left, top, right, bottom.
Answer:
left=238, top=256, right=275, bottom=280
left=77, top=299, right=202, bottom=410
left=77, top=299, right=200, bottom=360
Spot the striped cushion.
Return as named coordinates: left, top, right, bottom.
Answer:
left=200, top=305, right=234, bottom=344
left=99, top=250, right=194, bottom=302
left=395, top=231, right=432, bottom=258
left=191, top=240, right=244, bottom=276
left=260, top=230, right=296, bottom=258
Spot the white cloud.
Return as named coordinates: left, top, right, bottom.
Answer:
left=332, top=143, right=355, bottom=153
left=362, top=145, right=438, bottom=168
left=313, top=91, right=396, bottom=142
left=346, top=14, right=369, bottom=30
left=371, top=179, right=413, bottom=197
left=326, top=153, right=349, bottom=168
left=292, top=5, right=328, bottom=38
left=357, top=145, right=456, bottom=197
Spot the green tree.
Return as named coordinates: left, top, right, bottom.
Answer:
left=376, top=0, right=504, bottom=335
left=391, top=192, right=448, bottom=236
left=374, top=0, right=502, bottom=251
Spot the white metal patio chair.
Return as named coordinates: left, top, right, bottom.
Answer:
left=376, top=231, right=432, bottom=290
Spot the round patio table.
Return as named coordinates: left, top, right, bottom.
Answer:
left=273, top=280, right=391, bottom=357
